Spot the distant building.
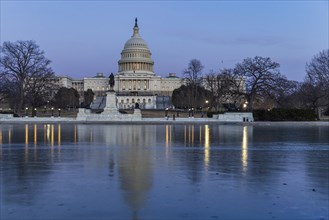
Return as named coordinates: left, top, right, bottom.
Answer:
left=55, top=18, right=245, bottom=110
left=57, top=18, right=182, bottom=109
left=113, top=18, right=181, bottom=109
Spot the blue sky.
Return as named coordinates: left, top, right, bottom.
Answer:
left=1, top=1, right=328, bottom=81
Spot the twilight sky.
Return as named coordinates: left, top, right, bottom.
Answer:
left=1, top=1, right=328, bottom=81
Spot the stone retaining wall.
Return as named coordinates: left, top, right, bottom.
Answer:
left=214, top=112, right=254, bottom=122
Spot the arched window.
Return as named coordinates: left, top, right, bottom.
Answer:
left=132, top=98, right=135, bottom=103
left=126, top=98, right=129, bottom=103
left=148, top=99, right=151, bottom=103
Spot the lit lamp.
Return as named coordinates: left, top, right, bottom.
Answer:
left=191, top=107, right=194, bottom=117
left=34, top=108, right=37, bottom=117
left=58, top=108, right=61, bottom=117
left=51, top=107, right=54, bottom=117
left=188, top=108, right=191, bottom=118
left=165, top=107, right=168, bottom=117
left=243, top=101, right=248, bottom=110
left=204, top=100, right=209, bottom=117
left=25, top=107, right=28, bottom=117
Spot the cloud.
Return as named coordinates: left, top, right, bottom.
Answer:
left=197, top=35, right=289, bottom=47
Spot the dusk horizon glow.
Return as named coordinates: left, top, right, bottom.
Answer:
left=1, top=1, right=328, bottom=81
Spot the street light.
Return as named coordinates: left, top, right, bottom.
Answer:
left=51, top=107, right=54, bottom=117
left=165, top=107, right=168, bottom=117
left=34, top=108, right=37, bottom=117
left=58, top=108, right=61, bottom=117
left=25, top=107, right=28, bottom=117
left=203, top=100, right=209, bottom=117
left=243, top=101, right=248, bottom=111
left=191, top=107, right=194, bottom=117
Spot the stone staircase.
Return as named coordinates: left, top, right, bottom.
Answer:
left=90, top=96, right=106, bottom=110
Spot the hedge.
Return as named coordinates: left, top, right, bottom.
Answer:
left=253, top=108, right=317, bottom=121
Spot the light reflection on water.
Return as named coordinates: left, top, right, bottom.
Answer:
left=242, top=126, right=248, bottom=174
left=0, top=123, right=328, bottom=220
left=204, top=124, right=210, bottom=168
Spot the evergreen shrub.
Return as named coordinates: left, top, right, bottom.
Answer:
left=253, top=108, right=317, bottom=121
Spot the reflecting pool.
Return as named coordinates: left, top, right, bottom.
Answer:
left=0, top=123, right=328, bottom=219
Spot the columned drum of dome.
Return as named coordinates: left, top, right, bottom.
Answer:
left=118, top=18, right=154, bottom=76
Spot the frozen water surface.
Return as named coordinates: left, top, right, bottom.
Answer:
left=0, top=124, right=328, bottom=219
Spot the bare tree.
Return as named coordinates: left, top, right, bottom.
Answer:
left=0, top=74, right=8, bottom=102
left=204, top=70, right=217, bottom=108
left=0, top=40, right=55, bottom=114
left=306, top=49, right=329, bottom=87
left=233, top=56, right=282, bottom=110
left=183, top=59, right=204, bottom=107
left=304, top=49, right=329, bottom=116
left=270, top=78, right=301, bottom=108
left=184, top=59, right=204, bottom=86
left=25, top=74, right=58, bottom=108
left=204, top=68, right=241, bottom=110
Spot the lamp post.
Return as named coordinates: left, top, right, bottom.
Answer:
left=51, top=107, right=54, bottom=117
left=34, top=108, right=37, bottom=117
left=203, top=100, right=209, bottom=117
left=165, top=107, right=168, bottom=117
left=188, top=109, right=191, bottom=118
left=25, top=107, right=28, bottom=117
left=191, top=107, right=194, bottom=118
left=58, top=108, right=61, bottom=117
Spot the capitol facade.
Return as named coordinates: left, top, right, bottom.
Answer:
left=58, top=18, right=182, bottom=109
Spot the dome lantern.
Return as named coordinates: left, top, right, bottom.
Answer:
left=133, top=17, right=140, bottom=37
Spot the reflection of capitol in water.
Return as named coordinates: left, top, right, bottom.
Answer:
left=76, top=124, right=156, bottom=147
left=0, top=124, right=253, bottom=171
left=0, top=123, right=253, bottom=218
left=77, top=124, right=156, bottom=218
left=0, top=124, right=253, bottom=174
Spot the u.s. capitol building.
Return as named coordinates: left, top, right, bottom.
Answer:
left=58, top=18, right=182, bottom=109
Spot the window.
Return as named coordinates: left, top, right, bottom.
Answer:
left=122, top=80, right=126, bottom=90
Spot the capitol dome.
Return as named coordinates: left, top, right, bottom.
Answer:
left=118, top=18, right=154, bottom=75
left=123, top=33, right=148, bottom=49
